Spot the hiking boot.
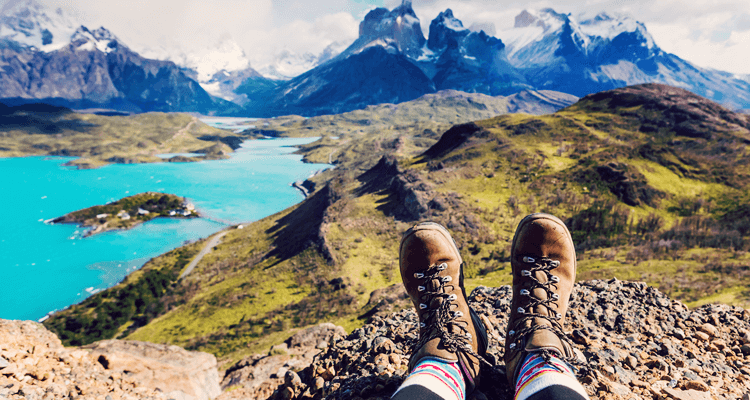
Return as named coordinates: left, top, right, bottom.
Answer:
left=504, top=213, right=578, bottom=384
left=400, top=222, right=489, bottom=394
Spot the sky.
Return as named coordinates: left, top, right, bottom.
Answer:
left=3, top=0, right=750, bottom=75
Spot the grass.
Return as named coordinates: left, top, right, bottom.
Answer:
left=0, top=111, right=238, bottom=168
left=43, top=85, right=750, bottom=368
left=687, top=286, right=750, bottom=309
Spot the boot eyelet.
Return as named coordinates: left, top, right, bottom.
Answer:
left=466, top=333, right=472, bottom=339
left=453, top=311, right=463, bottom=318
left=520, top=289, right=530, bottom=296
left=523, top=256, right=535, bottom=263
left=448, top=294, right=457, bottom=301
left=509, top=330, right=515, bottom=336
left=550, top=276, right=560, bottom=283
left=517, top=307, right=525, bottom=314
left=418, top=286, right=425, bottom=292
left=550, top=260, right=560, bottom=267
left=441, top=276, right=452, bottom=283
left=509, top=343, right=516, bottom=349
left=420, top=322, right=426, bottom=328
left=552, top=294, right=560, bottom=300
left=437, top=263, right=447, bottom=270
left=556, top=313, right=562, bottom=319
left=419, top=303, right=428, bottom=309
left=521, top=270, right=531, bottom=277
left=414, top=273, right=424, bottom=279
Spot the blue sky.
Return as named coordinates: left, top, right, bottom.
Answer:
left=4, top=0, right=750, bottom=75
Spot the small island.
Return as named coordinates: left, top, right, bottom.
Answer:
left=52, top=192, right=199, bottom=237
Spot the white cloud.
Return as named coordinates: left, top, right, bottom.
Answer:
left=380, top=0, right=750, bottom=74
left=3, top=0, right=748, bottom=74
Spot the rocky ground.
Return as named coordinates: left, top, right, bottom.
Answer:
left=0, top=320, right=220, bottom=400
left=258, top=280, right=750, bottom=400
left=3, top=280, right=750, bottom=400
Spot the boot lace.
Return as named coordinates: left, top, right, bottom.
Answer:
left=507, top=256, right=580, bottom=367
left=411, top=262, right=492, bottom=368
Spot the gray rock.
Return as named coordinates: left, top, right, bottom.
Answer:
left=286, top=322, right=346, bottom=348
left=85, top=340, right=220, bottom=400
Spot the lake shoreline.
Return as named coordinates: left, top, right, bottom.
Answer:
left=2, top=134, right=331, bottom=321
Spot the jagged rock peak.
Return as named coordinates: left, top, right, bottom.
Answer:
left=433, top=9, right=465, bottom=30
left=514, top=10, right=540, bottom=28
left=427, top=8, right=470, bottom=51
left=69, top=25, right=122, bottom=53
left=513, top=8, right=568, bottom=30
left=357, top=0, right=425, bottom=59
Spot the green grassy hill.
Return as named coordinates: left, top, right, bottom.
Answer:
left=0, top=106, right=239, bottom=168
left=44, top=84, right=750, bottom=369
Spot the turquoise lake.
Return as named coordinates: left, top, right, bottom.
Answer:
left=0, top=135, right=329, bottom=321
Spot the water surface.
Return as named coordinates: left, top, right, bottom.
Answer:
left=1, top=137, right=328, bottom=320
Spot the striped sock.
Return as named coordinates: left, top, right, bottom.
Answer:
left=514, top=352, right=589, bottom=400
left=392, top=357, right=465, bottom=400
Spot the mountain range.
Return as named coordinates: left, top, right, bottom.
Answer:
left=244, top=1, right=750, bottom=116
left=0, top=0, right=222, bottom=113
left=42, top=83, right=750, bottom=376
left=1, top=0, right=750, bottom=116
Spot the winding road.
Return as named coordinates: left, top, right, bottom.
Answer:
left=180, top=230, right=228, bottom=279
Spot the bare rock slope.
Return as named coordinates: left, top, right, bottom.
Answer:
left=263, top=280, right=750, bottom=400
left=0, top=320, right=220, bottom=400
left=3, top=280, right=750, bottom=400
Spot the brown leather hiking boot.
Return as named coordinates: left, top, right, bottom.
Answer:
left=504, top=213, right=578, bottom=385
left=399, top=222, right=489, bottom=394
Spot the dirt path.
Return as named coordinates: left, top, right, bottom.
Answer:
left=155, top=116, right=199, bottom=154
left=180, top=230, right=228, bottom=279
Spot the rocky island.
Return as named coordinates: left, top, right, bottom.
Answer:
left=51, top=192, right=199, bottom=237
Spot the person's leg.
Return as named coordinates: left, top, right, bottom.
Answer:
left=504, top=213, right=590, bottom=400
left=514, top=352, right=588, bottom=400
left=392, top=357, right=465, bottom=400
left=392, top=222, right=488, bottom=400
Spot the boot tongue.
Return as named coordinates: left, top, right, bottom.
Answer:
left=428, top=278, right=444, bottom=309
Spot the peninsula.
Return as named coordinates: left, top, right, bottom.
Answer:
left=0, top=105, right=243, bottom=169
left=52, top=192, right=199, bottom=237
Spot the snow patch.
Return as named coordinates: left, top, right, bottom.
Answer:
left=0, top=0, right=80, bottom=51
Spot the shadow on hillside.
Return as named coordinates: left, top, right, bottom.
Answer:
left=356, top=155, right=429, bottom=221
left=416, top=122, right=485, bottom=161
left=0, top=103, right=97, bottom=134
left=264, top=183, right=340, bottom=266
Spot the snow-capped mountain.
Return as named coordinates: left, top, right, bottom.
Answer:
left=0, top=0, right=219, bottom=112
left=239, top=2, right=750, bottom=116
left=243, top=0, right=436, bottom=116
left=257, top=41, right=349, bottom=80
left=423, top=9, right=526, bottom=94
left=496, top=9, right=750, bottom=108
left=337, top=0, right=425, bottom=60
left=0, top=0, right=78, bottom=52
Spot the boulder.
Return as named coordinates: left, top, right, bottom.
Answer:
left=86, top=340, right=221, bottom=400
